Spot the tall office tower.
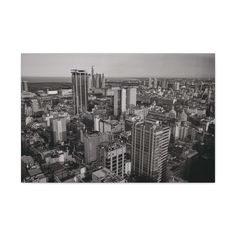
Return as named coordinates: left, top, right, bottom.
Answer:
left=153, top=78, right=158, bottom=89
left=121, top=89, right=126, bottom=113
left=179, top=124, right=189, bottom=141
left=52, top=117, right=67, bottom=144
left=91, top=66, right=96, bottom=88
left=94, top=115, right=100, bottom=131
left=113, top=88, right=126, bottom=117
left=173, top=121, right=181, bottom=140
left=21, top=81, right=28, bottom=92
left=98, top=74, right=104, bottom=88
left=71, top=69, right=89, bottom=114
left=174, top=81, right=180, bottom=91
left=208, top=88, right=212, bottom=103
left=88, top=74, right=92, bottom=90
left=113, top=88, right=119, bottom=117
left=130, top=119, right=170, bottom=182
left=98, top=142, right=126, bottom=178
left=84, top=132, right=110, bottom=164
left=95, top=73, right=99, bottom=88
left=101, top=73, right=105, bottom=88
left=99, top=74, right=103, bottom=88
left=161, top=80, right=168, bottom=89
left=126, top=87, right=137, bottom=108
left=148, top=77, right=153, bottom=88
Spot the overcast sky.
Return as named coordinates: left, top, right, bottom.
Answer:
left=21, top=53, right=215, bottom=79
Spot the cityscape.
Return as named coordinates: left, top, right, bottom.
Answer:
left=21, top=54, right=215, bottom=183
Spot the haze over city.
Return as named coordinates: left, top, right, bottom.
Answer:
left=22, top=54, right=215, bottom=81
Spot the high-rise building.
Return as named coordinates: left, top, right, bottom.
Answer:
left=101, top=73, right=105, bottom=88
left=90, top=67, right=104, bottom=89
left=95, top=73, right=100, bottom=88
left=130, top=119, right=170, bottom=182
left=21, top=81, right=28, bottom=92
left=148, top=77, right=153, bottom=88
left=153, top=78, right=158, bottom=89
left=172, top=121, right=190, bottom=141
left=84, top=132, right=110, bottom=164
left=71, top=69, right=89, bottom=114
left=169, top=106, right=177, bottom=119
left=174, top=81, right=180, bottom=90
left=173, top=121, right=181, bottom=140
left=45, top=114, right=54, bottom=127
left=52, top=117, right=67, bottom=144
left=97, top=142, right=126, bottom=178
left=179, top=124, right=189, bottom=141
left=161, top=80, right=168, bottom=89
left=88, top=74, right=92, bottom=90
left=91, top=66, right=95, bottom=88
left=113, top=88, right=126, bottom=117
left=126, top=87, right=137, bottom=108
left=94, top=115, right=100, bottom=131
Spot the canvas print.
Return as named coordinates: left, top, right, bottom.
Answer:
left=21, top=53, right=215, bottom=183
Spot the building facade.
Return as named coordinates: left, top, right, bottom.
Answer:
left=21, top=81, right=28, bottom=92
left=84, top=132, right=110, bottom=164
left=130, top=119, right=170, bottom=182
left=98, top=142, right=126, bottom=178
left=126, top=87, right=137, bottom=108
left=52, top=117, right=67, bottom=144
left=71, top=69, right=89, bottom=114
left=113, top=88, right=126, bottom=117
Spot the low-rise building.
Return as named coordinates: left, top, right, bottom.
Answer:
left=92, top=167, right=125, bottom=183
left=97, top=142, right=126, bottom=177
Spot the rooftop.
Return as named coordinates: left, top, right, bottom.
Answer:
left=21, top=155, right=34, bottom=164
left=28, top=167, right=43, bottom=177
left=92, top=168, right=124, bottom=183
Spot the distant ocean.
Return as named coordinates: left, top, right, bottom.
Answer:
left=22, top=76, right=213, bottom=83
left=21, top=76, right=148, bottom=83
left=21, top=77, right=71, bottom=83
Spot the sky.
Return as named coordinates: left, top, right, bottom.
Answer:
left=21, top=53, right=215, bottom=80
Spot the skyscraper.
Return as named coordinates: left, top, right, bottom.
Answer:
left=21, top=81, right=28, bottom=92
left=84, top=132, right=110, bottom=164
left=130, top=119, right=170, bottom=182
left=153, top=78, right=158, bottom=89
left=91, top=66, right=96, bottom=88
left=101, top=73, right=105, bottom=88
left=93, top=73, right=104, bottom=89
left=95, top=73, right=100, bottom=88
left=126, top=87, right=137, bottom=108
left=174, top=81, right=180, bottom=90
left=113, top=88, right=126, bottom=117
left=52, top=117, right=67, bottom=144
left=88, top=74, right=92, bottom=90
left=71, top=69, right=89, bottom=114
left=148, top=77, right=153, bottom=88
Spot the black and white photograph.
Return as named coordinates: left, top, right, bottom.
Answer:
left=1, top=1, right=236, bottom=236
left=21, top=53, right=215, bottom=183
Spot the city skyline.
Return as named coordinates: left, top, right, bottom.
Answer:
left=21, top=53, right=215, bottom=183
left=22, top=53, right=215, bottom=79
